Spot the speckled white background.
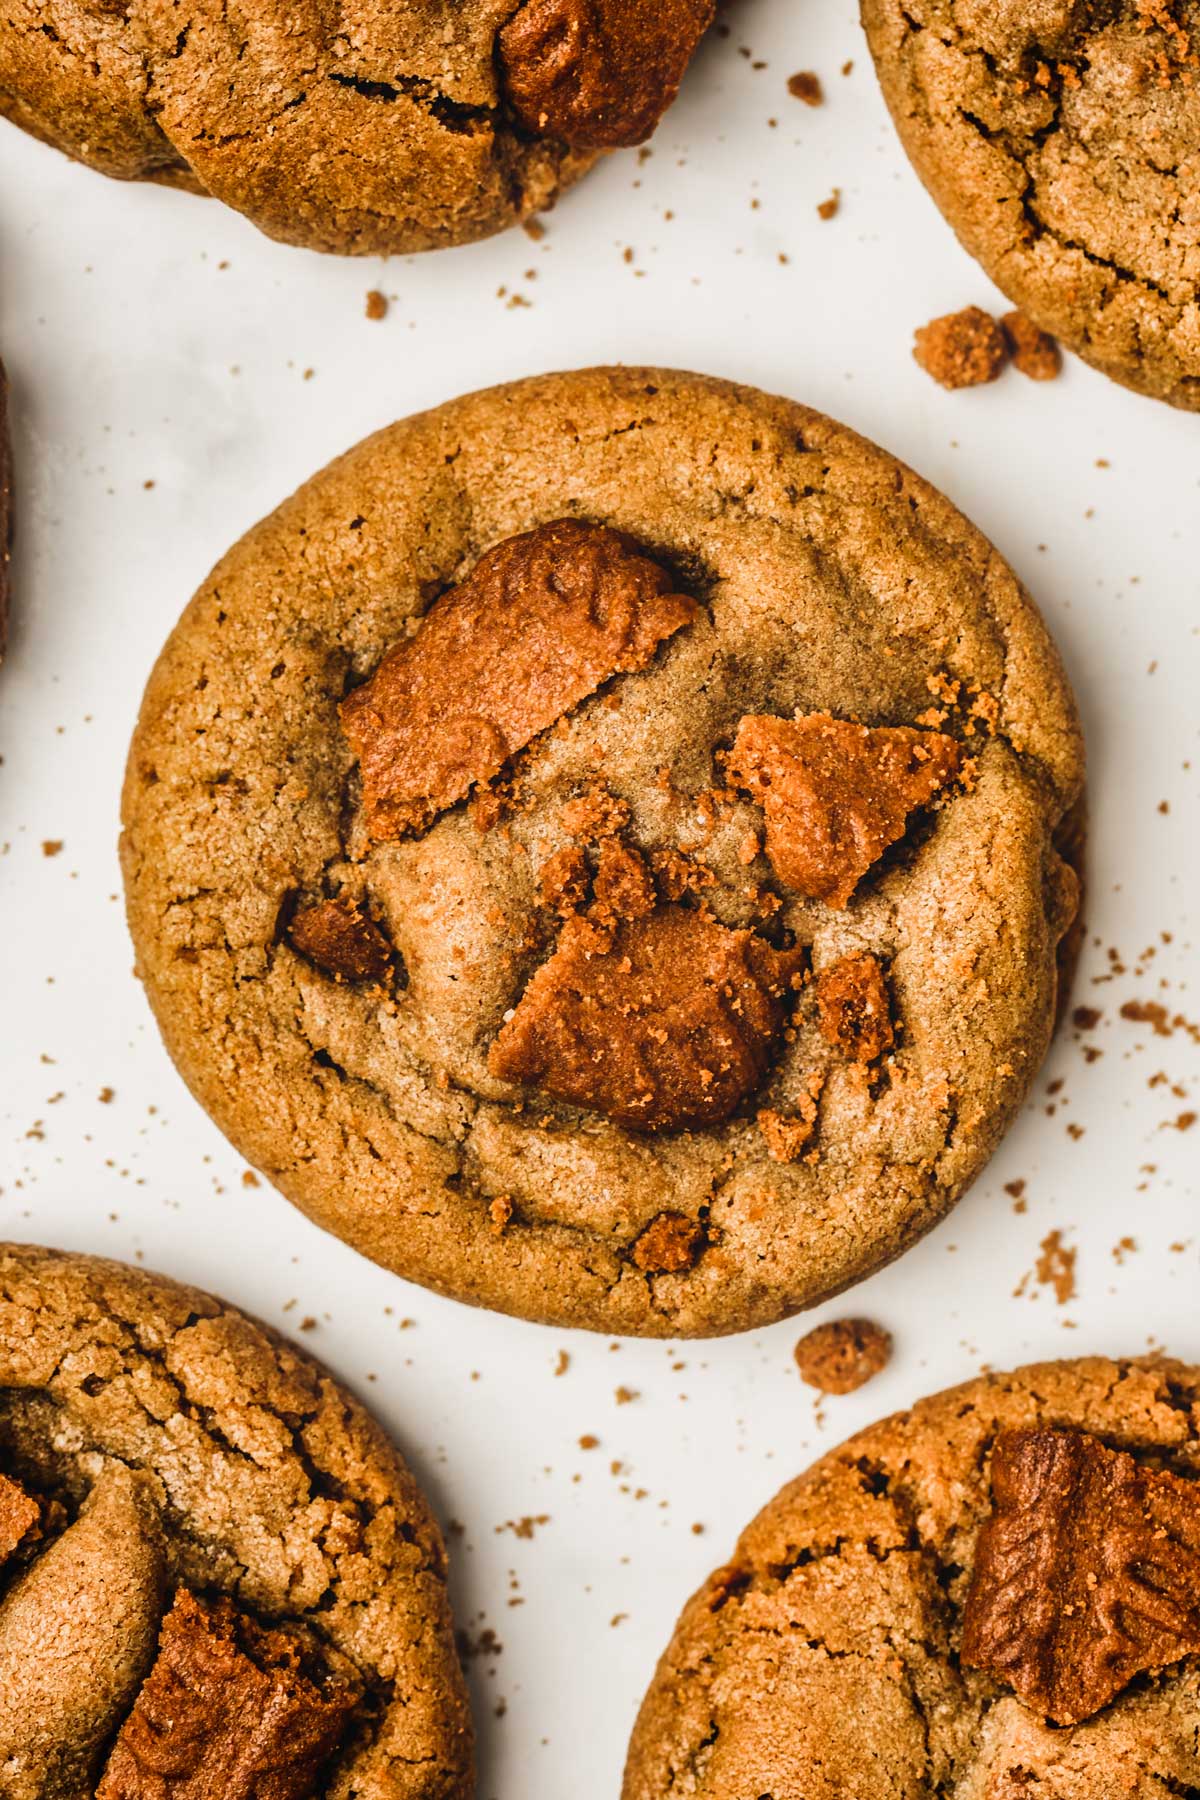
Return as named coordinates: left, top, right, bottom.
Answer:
left=2, top=2, right=1199, bottom=1794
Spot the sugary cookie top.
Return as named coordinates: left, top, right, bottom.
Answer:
left=863, top=0, right=1200, bottom=407
left=121, top=368, right=1084, bottom=1336
left=625, top=1356, right=1200, bottom=1798
left=0, top=1244, right=471, bottom=1799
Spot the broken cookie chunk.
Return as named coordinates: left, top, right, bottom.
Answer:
left=1002, top=312, right=1062, bottom=382
left=488, top=906, right=803, bottom=1132
left=815, top=951, right=894, bottom=1061
left=288, top=897, right=394, bottom=986
left=498, top=0, right=715, bottom=149
left=631, top=1211, right=705, bottom=1273
left=99, top=1589, right=356, bottom=1799
left=961, top=1429, right=1200, bottom=1725
left=793, top=1317, right=893, bottom=1394
left=913, top=306, right=1008, bottom=390
left=341, top=520, right=697, bottom=840
left=728, top=712, right=961, bottom=908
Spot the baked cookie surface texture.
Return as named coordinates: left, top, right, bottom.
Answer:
left=863, top=0, right=1200, bottom=408
left=0, top=0, right=713, bottom=254
left=0, top=1242, right=472, bottom=1799
left=121, top=367, right=1085, bottom=1337
left=626, top=1355, right=1200, bottom=1799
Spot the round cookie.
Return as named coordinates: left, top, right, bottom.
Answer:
left=863, top=0, right=1200, bottom=409
left=0, top=0, right=712, bottom=255
left=0, top=1242, right=472, bottom=1798
left=120, top=366, right=1084, bottom=1338
left=626, top=1355, right=1200, bottom=1799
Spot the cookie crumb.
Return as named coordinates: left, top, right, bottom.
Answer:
left=1002, top=311, right=1061, bottom=380
left=365, top=290, right=388, bottom=321
left=787, top=71, right=823, bottom=104
left=794, top=1318, right=893, bottom=1394
left=41, top=840, right=63, bottom=857
left=816, top=189, right=840, bottom=220
left=1035, top=1229, right=1077, bottom=1305
left=913, top=306, right=1008, bottom=390
left=632, top=1212, right=704, bottom=1274
left=554, top=1350, right=570, bottom=1377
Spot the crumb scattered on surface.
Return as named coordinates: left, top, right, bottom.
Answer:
left=1035, top=1230, right=1077, bottom=1305
left=913, top=306, right=1008, bottom=390
left=365, top=289, right=388, bottom=321
left=788, top=71, right=823, bottom=104
left=1002, top=311, right=1061, bottom=380
left=41, top=840, right=63, bottom=857
left=793, top=1317, right=893, bottom=1394
left=817, top=189, right=840, bottom=220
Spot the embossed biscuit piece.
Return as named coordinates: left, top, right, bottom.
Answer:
left=340, top=520, right=697, bottom=840
left=288, top=897, right=394, bottom=986
left=863, top=0, right=1200, bottom=408
left=728, top=712, right=962, bottom=907
left=961, top=1428, right=1200, bottom=1724
left=499, top=0, right=715, bottom=148
left=624, top=1359, right=1200, bottom=1799
left=0, top=1244, right=472, bottom=1799
left=488, top=907, right=803, bottom=1131
left=98, top=1589, right=356, bottom=1799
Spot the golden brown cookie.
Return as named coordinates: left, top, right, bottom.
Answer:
left=0, top=1242, right=472, bottom=1799
left=625, top=1357, right=1200, bottom=1798
left=120, top=367, right=1084, bottom=1338
left=863, top=0, right=1200, bottom=408
left=0, top=0, right=712, bottom=255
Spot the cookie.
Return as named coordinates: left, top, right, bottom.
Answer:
left=120, top=367, right=1084, bottom=1338
left=0, top=0, right=712, bottom=255
left=0, top=1242, right=472, bottom=1798
left=0, top=358, right=10, bottom=662
left=863, top=0, right=1200, bottom=408
left=625, top=1355, right=1200, bottom=1798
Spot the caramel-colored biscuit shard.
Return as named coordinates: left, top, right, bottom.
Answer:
left=0, top=1471, right=38, bottom=1563
left=728, top=712, right=961, bottom=908
left=288, top=897, right=394, bottom=986
left=793, top=1317, right=893, bottom=1394
left=1002, top=312, right=1062, bottom=382
left=631, top=1212, right=704, bottom=1273
left=815, top=951, right=894, bottom=1061
left=341, top=520, right=697, bottom=841
left=538, top=845, right=590, bottom=918
left=913, top=307, right=1009, bottom=390
left=961, top=1429, right=1200, bottom=1725
left=591, top=840, right=656, bottom=927
left=99, top=1589, right=355, bottom=1800
left=498, top=0, right=715, bottom=149
left=488, top=907, right=803, bottom=1132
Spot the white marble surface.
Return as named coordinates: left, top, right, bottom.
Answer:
left=1, top=3, right=1198, bottom=1794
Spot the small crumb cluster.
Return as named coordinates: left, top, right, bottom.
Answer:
left=913, top=306, right=1062, bottom=390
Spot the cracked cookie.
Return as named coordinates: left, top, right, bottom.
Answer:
left=0, top=1242, right=472, bottom=1799
left=0, top=0, right=713, bottom=255
left=625, top=1356, right=1200, bottom=1799
left=120, top=366, right=1084, bottom=1338
left=863, top=0, right=1200, bottom=408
